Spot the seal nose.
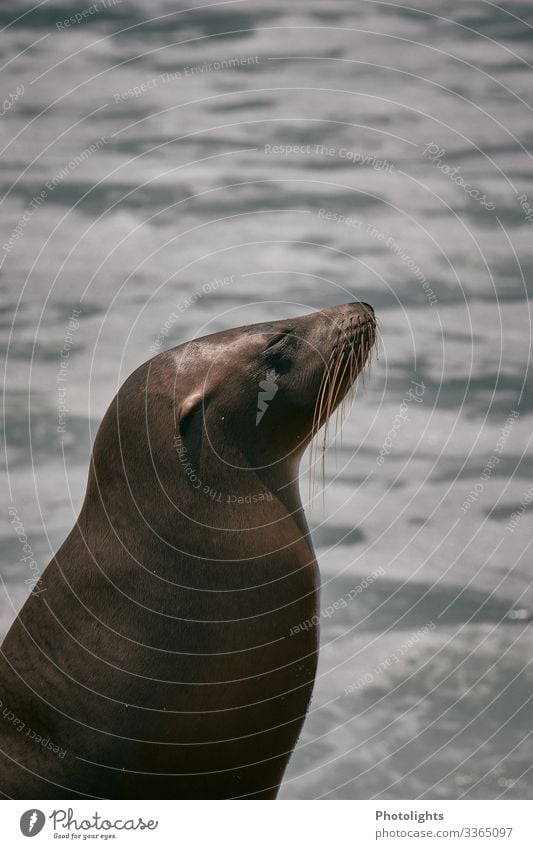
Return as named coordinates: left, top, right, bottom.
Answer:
left=352, top=301, right=374, bottom=316
left=349, top=302, right=375, bottom=326
left=322, top=301, right=376, bottom=330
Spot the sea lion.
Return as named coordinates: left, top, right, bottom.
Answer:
left=0, top=301, right=375, bottom=799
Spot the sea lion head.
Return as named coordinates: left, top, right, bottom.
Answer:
left=88, top=302, right=376, bottom=540
left=173, top=302, right=376, bottom=475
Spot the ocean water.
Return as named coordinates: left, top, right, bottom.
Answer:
left=1, top=0, right=532, bottom=799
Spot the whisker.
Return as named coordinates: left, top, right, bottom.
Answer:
left=308, top=315, right=375, bottom=510
left=309, top=349, right=335, bottom=501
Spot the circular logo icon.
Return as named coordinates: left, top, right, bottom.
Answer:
left=20, top=809, right=46, bottom=837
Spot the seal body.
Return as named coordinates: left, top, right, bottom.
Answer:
left=0, top=302, right=375, bottom=799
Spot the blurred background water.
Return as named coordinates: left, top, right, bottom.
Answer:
left=1, top=0, right=532, bottom=799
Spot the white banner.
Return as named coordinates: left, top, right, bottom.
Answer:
left=1, top=800, right=530, bottom=848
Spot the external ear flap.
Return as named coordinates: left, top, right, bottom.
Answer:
left=178, top=392, right=204, bottom=471
left=179, top=393, right=203, bottom=433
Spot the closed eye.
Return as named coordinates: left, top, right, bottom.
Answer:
left=264, top=332, right=286, bottom=351
left=264, top=327, right=295, bottom=351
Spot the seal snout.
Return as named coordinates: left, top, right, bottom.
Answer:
left=326, top=301, right=376, bottom=351
left=349, top=301, right=375, bottom=326
left=307, top=301, right=377, bottom=442
left=338, top=300, right=375, bottom=323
